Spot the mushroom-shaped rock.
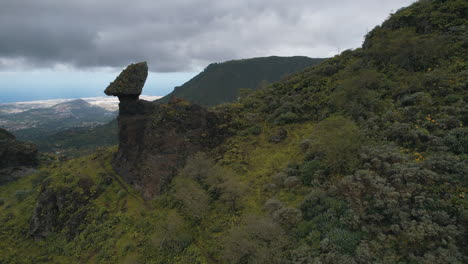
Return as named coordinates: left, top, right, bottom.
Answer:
left=104, top=62, right=148, bottom=99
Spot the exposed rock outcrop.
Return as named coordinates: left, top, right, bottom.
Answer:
left=104, top=61, right=148, bottom=100
left=0, top=128, right=38, bottom=184
left=106, top=62, right=229, bottom=199
left=30, top=178, right=95, bottom=240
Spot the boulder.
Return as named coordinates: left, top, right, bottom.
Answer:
left=104, top=62, right=148, bottom=99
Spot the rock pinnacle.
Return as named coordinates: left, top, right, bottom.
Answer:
left=104, top=62, right=148, bottom=99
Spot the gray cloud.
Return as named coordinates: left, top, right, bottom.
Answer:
left=0, top=0, right=415, bottom=72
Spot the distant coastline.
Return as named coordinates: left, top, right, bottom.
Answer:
left=0, top=95, right=162, bottom=113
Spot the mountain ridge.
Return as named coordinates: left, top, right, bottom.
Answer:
left=158, top=56, right=325, bottom=105
left=0, top=0, right=466, bottom=263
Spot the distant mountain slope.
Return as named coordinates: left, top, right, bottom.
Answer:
left=0, top=99, right=116, bottom=142
left=158, top=56, right=325, bottom=105
left=35, top=119, right=118, bottom=158
left=0, top=128, right=38, bottom=185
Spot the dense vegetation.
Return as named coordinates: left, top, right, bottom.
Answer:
left=158, top=56, right=325, bottom=106
left=0, top=0, right=467, bottom=263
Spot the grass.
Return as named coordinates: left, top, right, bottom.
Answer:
left=0, top=121, right=317, bottom=263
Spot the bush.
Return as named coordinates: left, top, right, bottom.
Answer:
left=172, top=177, right=210, bottom=222
left=331, top=69, right=386, bottom=120
left=301, top=190, right=348, bottom=222
left=443, top=127, right=468, bottom=154
left=327, top=228, right=363, bottom=255
left=309, top=116, right=361, bottom=173
left=245, top=125, right=262, bottom=135
left=271, top=172, right=287, bottom=187
left=273, top=207, right=302, bottom=228
left=263, top=198, right=283, bottom=214
left=299, top=160, right=324, bottom=185
left=150, top=212, right=192, bottom=254
left=217, top=177, right=247, bottom=211
left=221, top=215, right=289, bottom=264
left=284, top=176, right=301, bottom=188
left=274, top=111, right=299, bottom=124
left=180, top=152, right=218, bottom=183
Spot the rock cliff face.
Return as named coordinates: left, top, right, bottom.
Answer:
left=0, top=127, right=38, bottom=184
left=106, top=62, right=228, bottom=199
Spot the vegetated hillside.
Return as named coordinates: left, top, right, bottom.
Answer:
left=40, top=56, right=324, bottom=158
left=34, top=119, right=118, bottom=158
left=0, top=128, right=38, bottom=185
left=1, top=99, right=116, bottom=142
left=158, top=56, right=325, bottom=106
left=0, top=0, right=467, bottom=263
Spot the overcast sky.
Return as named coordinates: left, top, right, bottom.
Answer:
left=0, top=0, right=415, bottom=102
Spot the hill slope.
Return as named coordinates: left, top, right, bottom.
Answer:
left=0, top=0, right=466, bottom=263
left=158, top=56, right=325, bottom=105
left=0, top=128, right=38, bottom=185
left=0, top=99, right=116, bottom=142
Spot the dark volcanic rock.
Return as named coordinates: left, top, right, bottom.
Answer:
left=114, top=98, right=228, bottom=199
left=104, top=61, right=148, bottom=99
left=30, top=179, right=93, bottom=240
left=29, top=187, right=60, bottom=239
left=0, top=128, right=38, bottom=184
left=105, top=62, right=229, bottom=199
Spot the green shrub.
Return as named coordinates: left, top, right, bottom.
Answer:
left=443, top=127, right=468, bottom=154
left=331, top=69, right=386, bottom=119
left=217, top=177, right=247, bottom=211
left=299, top=160, right=324, bottom=185
left=180, top=152, right=218, bottom=183
left=274, top=111, right=299, bottom=124
left=150, top=212, right=193, bottom=254
left=221, top=215, right=289, bottom=264
left=327, top=228, right=363, bottom=255
left=245, top=125, right=262, bottom=135
left=172, top=177, right=210, bottom=222
left=309, top=116, right=361, bottom=173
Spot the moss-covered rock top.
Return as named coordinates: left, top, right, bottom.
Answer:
left=104, top=62, right=148, bottom=97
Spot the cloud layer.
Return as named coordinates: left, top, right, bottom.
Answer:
left=0, top=0, right=414, bottom=72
